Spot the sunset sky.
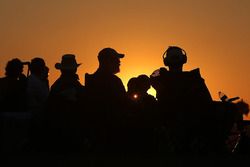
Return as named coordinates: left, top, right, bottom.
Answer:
left=0, top=0, right=249, bottom=118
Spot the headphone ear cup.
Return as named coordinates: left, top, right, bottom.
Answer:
left=163, top=57, right=168, bottom=66
left=182, top=54, right=187, bottom=64
left=162, top=51, right=168, bottom=66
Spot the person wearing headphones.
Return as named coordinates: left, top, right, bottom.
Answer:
left=150, top=46, right=213, bottom=154
left=151, top=46, right=212, bottom=106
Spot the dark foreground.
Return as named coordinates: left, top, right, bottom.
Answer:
left=1, top=152, right=250, bottom=167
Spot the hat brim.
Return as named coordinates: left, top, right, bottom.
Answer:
left=117, top=53, right=125, bottom=58
left=55, top=63, right=81, bottom=70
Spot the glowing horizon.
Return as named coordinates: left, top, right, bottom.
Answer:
left=0, top=0, right=249, bottom=119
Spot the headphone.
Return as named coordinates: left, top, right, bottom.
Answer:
left=163, top=46, right=187, bottom=66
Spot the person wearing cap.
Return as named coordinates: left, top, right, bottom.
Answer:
left=46, top=54, right=86, bottom=152
left=150, top=46, right=213, bottom=154
left=85, top=47, right=126, bottom=152
left=85, top=47, right=126, bottom=107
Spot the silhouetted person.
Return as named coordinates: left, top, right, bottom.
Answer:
left=46, top=54, right=86, bottom=153
left=85, top=47, right=126, bottom=106
left=85, top=48, right=126, bottom=153
left=127, top=75, right=156, bottom=108
left=0, top=58, right=27, bottom=112
left=26, top=58, right=49, bottom=113
left=127, top=75, right=157, bottom=119
left=126, top=75, right=157, bottom=154
left=150, top=46, right=213, bottom=154
left=25, top=58, right=50, bottom=151
left=0, top=58, right=30, bottom=153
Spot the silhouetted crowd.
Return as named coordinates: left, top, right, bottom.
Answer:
left=0, top=46, right=249, bottom=156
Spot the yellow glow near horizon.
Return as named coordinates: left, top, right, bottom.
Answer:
left=0, top=0, right=249, bottom=120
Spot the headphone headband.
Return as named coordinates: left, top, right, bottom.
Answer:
left=163, top=46, right=187, bottom=66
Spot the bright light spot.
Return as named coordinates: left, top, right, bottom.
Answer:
left=148, top=87, right=156, bottom=97
left=133, top=94, right=138, bottom=99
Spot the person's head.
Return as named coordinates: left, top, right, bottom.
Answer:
left=30, top=57, right=46, bottom=77
left=163, top=46, right=187, bottom=72
left=5, top=58, right=24, bottom=78
left=127, top=75, right=151, bottom=101
left=55, top=54, right=81, bottom=74
left=127, top=77, right=140, bottom=100
left=98, top=48, right=124, bottom=74
left=127, top=77, right=138, bottom=93
left=137, top=74, right=151, bottom=93
left=127, top=75, right=150, bottom=94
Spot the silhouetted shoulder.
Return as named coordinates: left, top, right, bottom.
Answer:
left=0, top=77, right=7, bottom=86
left=159, top=67, right=168, bottom=75
left=143, top=94, right=157, bottom=104
left=147, top=94, right=156, bottom=101
left=189, top=68, right=202, bottom=78
left=0, top=77, right=6, bottom=96
left=86, top=71, right=125, bottom=93
left=85, top=73, right=93, bottom=86
left=49, top=78, right=62, bottom=93
left=111, top=74, right=124, bottom=85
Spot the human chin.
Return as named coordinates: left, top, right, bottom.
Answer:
left=113, top=67, right=120, bottom=74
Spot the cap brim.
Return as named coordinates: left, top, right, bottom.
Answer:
left=117, top=54, right=125, bottom=58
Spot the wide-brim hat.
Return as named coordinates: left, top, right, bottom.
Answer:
left=55, top=54, right=81, bottom=70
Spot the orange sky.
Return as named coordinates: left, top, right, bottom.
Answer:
left=0, top=0, right=249, bottom=118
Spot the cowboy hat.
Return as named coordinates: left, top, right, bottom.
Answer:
left=55, top=54, right=81, bottom=70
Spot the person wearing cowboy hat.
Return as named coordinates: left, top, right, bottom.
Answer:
left=50, top=54, right=84, bottom=103
left=46, top=54, right=86, bottom=152
left=54, top=54, right=81, bottom=72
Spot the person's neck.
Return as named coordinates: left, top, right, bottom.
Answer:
left=61, top=72, right=78, bottom=78
left=168, top=66, right=183, bottom=72
left=98, top=66, right=114, bottom=74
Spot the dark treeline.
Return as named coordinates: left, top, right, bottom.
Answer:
left=0, top=46, right=250, bottom=156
